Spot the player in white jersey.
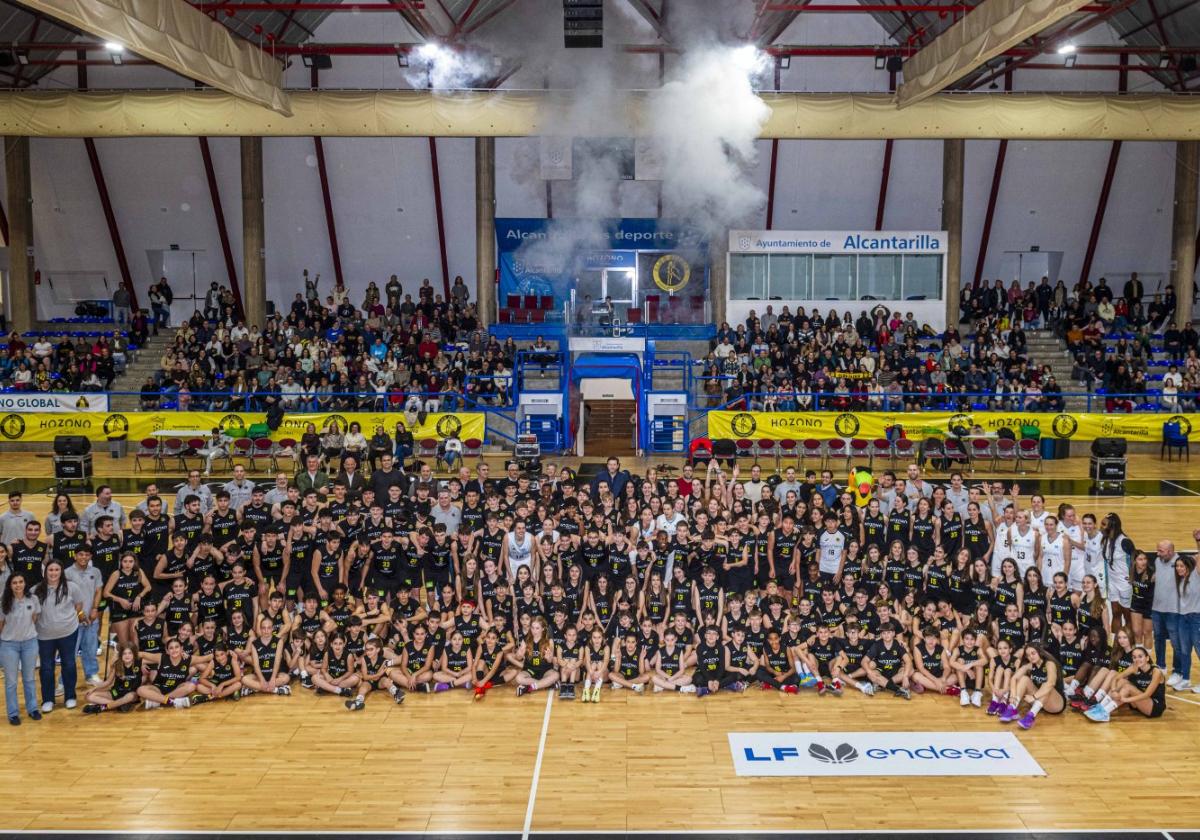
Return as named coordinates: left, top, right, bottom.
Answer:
left=990, top=508, right=1016, bottom=579
left=1026, top=494, right=1049, bottom=537
left=1100, top=512, right=1135, bottom=636
left=1057, top=504, right=1086, bottom=591
left=1006, top=511, right=1039, bottom=576
left=1081, top=513, right=1104, bottom=594
left=818, top=515, right=847, bottom=582
left=1039, top=515, right=1070, bottom=582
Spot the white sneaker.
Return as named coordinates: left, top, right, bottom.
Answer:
left=652, top=685, right=664, bottom=693
left=144, top=700, right=161, bottom=710
left=960, top=689, right=971, bottom=706
left=86, top=674, right=103, bottom=686
left=40, top=701, right=53, bottom=713
left=971, top=690, right=983, bottom=707
left=1191, top=685, right=1200, bottom=694
left=171, top=696, right=191, bottom=709
left=55, top=683, right=64, bottom=697
left=1176, top=679, right=1192, bottom=691
left=1168, top=672, right=1183, bottom=688
left=65, top=699, right=77, bottom=710
left=679, top=684, right=697, bottom=694
left=610, top=682, right=623, bottom=690
left=632, top=683, right=645, bottom=693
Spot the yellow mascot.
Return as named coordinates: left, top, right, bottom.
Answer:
left=849, top=465, right=874, bottom=508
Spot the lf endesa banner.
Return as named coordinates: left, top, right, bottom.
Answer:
left=708, top=410, right=1200, bottom=443
left=0, top=411, right=485, bottom=444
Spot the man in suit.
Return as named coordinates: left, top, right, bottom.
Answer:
left=295, top=453, right=331, bottom=498
left=1123, top=272, right=1144, bottom=318
left=590, top=456, right=630, bottom=500
left=336, top=454, right=368, bottom=503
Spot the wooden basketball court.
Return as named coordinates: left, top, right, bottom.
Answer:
left=2, top=451, right=1199, bottom=835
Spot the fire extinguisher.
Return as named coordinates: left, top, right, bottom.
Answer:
left=33, top=269, right=40, bottom=286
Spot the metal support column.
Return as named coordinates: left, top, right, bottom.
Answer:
left=199, top=137, right=243, bottom=320
left=942, top=138, right=964, bottom=331
left=241, top=136, right=267, bottom=329
left=1171, top=140, right=1199, bottom=329
left=5, top=136, right=35, bottom=331
left=475, top=136, right=496, bottom=324
left=875, top=69, right=898, bottom=231
left=429, top=136, right=451, bottom=300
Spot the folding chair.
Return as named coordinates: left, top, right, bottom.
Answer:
left=994, top=438, right=1018, bottom=471
left=134, top=438, right=161, bottom=473
left=1017, top=438, right=1043, bottom=473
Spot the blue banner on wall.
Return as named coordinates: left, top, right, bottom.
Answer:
left=495, top=218, right=708, bottom=310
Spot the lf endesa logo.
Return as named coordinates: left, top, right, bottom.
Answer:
left=743, top=742, right=1013, bottom=763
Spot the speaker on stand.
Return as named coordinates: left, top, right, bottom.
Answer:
left=1089, top=437, right=1126, bottom=495
left=53, top=435, right=93, bottom=486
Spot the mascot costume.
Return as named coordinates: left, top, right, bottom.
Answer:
left=848, top=465, right=874, bottom=508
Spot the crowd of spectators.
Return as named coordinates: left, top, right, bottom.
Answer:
left=1, top=331, right=130, bottom=394
left=701, top=305, right=1063, bottom=414
left=141, top=273, right=519, bottom=413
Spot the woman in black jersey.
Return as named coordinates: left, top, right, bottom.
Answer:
left=243, top=614, right=292, bottom=696
left=201, top=645, right=243, bottom=700
left=648, top=628, right=694, bottom=693
left=313, top=632, right=360, bottom=698
left=1086, top=645, right=1166, bottom=722
left=947, top=548, right=973, bottom=616
left=985, top=637, right=1019, bottom=715
left=432, top=629, right=474, bottom=693
left=1022, top=566, right=1048, bottom=621
left=963, top=601, right=995, bottom=654
left=1076, top=574, right=1108, bottom=636
left=999, top=643, right=1064, bottom=728
left=1073, top=628, right=1135, bottom=711
left=510, top=615, right=559, bottom=697
left=387, top=622, right=434, bottom=695
left=137, top=638, right=210, bottom=709
left=939, top=500, right=964, bottom=558
left=609, top=632, right=650, bottom=693
left=81, top=645, right=141, bottom=714
left=992, top=558, right=1024, bottom=620
left=226, top=609, right=254, bottom=662
left=472, top=627, right=511, bottom=700
left=104, top=553, right=151, bottom=649
left=910, top=497, right=938, bottom=557
left=1129, top=551, right=1155, bottom=649
left=1047, top=572, right=1075, bottom=629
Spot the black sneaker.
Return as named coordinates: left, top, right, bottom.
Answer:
left=516, top=684, right=528, bottom=698
left=117, top=703, right=135, bottom=713
left=301, top=676, right=314, bottom=690
left=82, top=704, right=103, bottom=715
left=345, top=698, right=364, bottom=711
left=420, top=683, right=432, bottom=694
left=394, top=689, right=406, bottom=705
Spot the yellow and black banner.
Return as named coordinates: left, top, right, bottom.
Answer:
left=708, top=410, right=1200, bottom=443
left=0, top=411, right=485, bottom=444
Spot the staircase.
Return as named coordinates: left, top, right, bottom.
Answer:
left=1024, top=329, right=1089, bottom=410
left=584, top=398, right=637, bottom=456
left=109, top=328, right=178, bottom=411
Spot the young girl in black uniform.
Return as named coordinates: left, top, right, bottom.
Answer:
left=1129, top=551, right=1155, bottom=648
left=582, top=627, right=610, bottom=702
left=1076, top=574, right=1108, bottom=636
left=1086, top=645, right=1166, bottom=722
left=388, top=622, right=434, bottom=695
left=104, top=553, right=151, bottom=649
left=346, top=637, right=392, bottom=711
left=431, top=629, right=474, bottom=692
left=649, top=628, right=694, bottom=693
left=693, top=624, right=725, bottom=697
left=314, top=632, right=360, bottom=698
left=511, top=615, right=559, bottom=697
left=911, top=626, right=958, bottom=696
left=756, top=629, right=799, bottom=694
left=985, top=637, right=1019, bottom=716
left=243, top=615, right=292, bottom=696
left=607, top=632, right=648, bottom=693
left=999, top=642, right=1064, bottom=728
left=202, top=645, right=243, bottom=700
left=82, top=645, right=141, bottom=714
left=1073, top=628, right=1135, bottom=711
left=137, top=638, right=211, bottom=709
left=948, top=628, right=985, bottom=707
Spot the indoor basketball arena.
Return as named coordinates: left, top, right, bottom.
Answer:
left=0, top=0, right=1199, bottom=838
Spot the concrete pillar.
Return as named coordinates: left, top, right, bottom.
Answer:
left=475, top=136, right=496, bottom=325
left=1171, top=140, right=1199, bottom=330
left=710, top=241, right=727, bottom=326
left=241, top=136, right=266, bottom=329
left=5, top=136, right=35, bottom=333
left=942, top=138, right=965, bottom=332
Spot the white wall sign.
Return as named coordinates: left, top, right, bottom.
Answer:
left=0, top=393, right=109, bottom=413
left=728, top=732, right=1044, bottom=777
left=729, top=230, right=948, bottom=255
left=568, top=336, right=646, bottom=353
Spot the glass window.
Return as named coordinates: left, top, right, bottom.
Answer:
left=767, top=254, right=811, bottom=299
left=729, top=254, right=767, bottom=300
left=903, top=255, right=943, bottom=300
left=812, top=255, right=856, bottom=300
left=858, top=255, right=902, bottom=300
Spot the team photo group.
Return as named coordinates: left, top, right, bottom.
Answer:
left=0, top=452, right=1192, bottom=729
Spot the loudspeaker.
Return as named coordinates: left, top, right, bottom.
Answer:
left=1091, top=437, right=1126, bottom=458
left=53, top=435, right=91, bottom=456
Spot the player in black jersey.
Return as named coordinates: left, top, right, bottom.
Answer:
left=609, top=632, right=650, bottom=693
left=552, top=625, right=584, bottom=699
left=103, top=552, right=151, bottom=649
left=89, top=515, right=123, bottom=585
left=837, top=624, right=872, bottom=695
left=81, top=644, right=141, bottom=714
left=313, top=632, right=360, bottom=698
left=693, top=624, right=726, bottom=697
left=580, top=626, right=610, bottom=702
left=947, top=628, right=986, bottom=708
left=999, top=643, right=1064, bottom=728
left=510, top=616, right=560, bottom=698
left=200, top=645, right=244, bottom=701
left=344, top=636, right=396, bottom=710
left=800, top=624, right=845, bottom=696
left=912, top=626, right=959, bottom=697
left=864, top=621, right=913, bottom=699
left=136, top=638, right=210, bottom=709
left=648, top=628, right=695, bottom=693
left=756, top=630, right=799, bottom=694
left=1085, top=645, right=1166, bottom=722
left=243, top=614, right=292, bottom=696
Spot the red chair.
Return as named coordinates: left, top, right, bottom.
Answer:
left=944, top=437, right=971, bottom=469
left=499, top=308, right=513, bottom=324
left=463, top=438, right=483, bottom=459
left=923, top=438, right=946, bottom=472
left=871, top=438, right=892, bottom=467
left=995, top=438, right=1018, bottom=471
left=252, top=437, right=275, bottom=472
left=735, top=438, right=755, bottom=462
left=801, top=438, right=822, bottom=470
left=539, top=295, right=553, bottom=311
left=162, top=437, right=187, bottom=471
left=848, top=438, right=870, bottom=466
left=419, top=439, right=438, bottom=464
left=1017, top=438, right=1043, bottom=473
left=529, top=309, right=546, bottom=323
left=756, top=439, right=777, bottom=466
left=523, top=295, right=537, bottom=310
left=892, top=437, right=916, bottom=467
left=968, top=437, right=994, bottom=472
left=626, top=308, right=642, bottom=323
left=825, top=438, right=847, bottom=469
left=645, top=295, right=660, bottom=321
left=777, top=439, right=797, bottom=468
left=274, top=437, right=298, bottom=471
left=134, top=437, right=161, bottom=472
left=506, top=294, right=521, bottom=309
left=232, top=437, right=254, bottom=469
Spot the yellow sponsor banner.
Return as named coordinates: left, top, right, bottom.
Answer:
left=708, top=410, right=1200, bottom=443
left=0, top=410, right=485, bottom=444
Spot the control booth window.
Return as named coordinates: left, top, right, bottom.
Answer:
left=767, top=254, right=812, bottom=300
left=729, top=253, right=767, bottom=300
left=858, top=255, right=902, bottom=300
left=902, top=254, right=943, bottom=300
left=812, top=254, right=856, bottom=300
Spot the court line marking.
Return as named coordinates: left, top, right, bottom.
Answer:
left=1166, top=692, right=1200, bottom=707
left=521, top=688, right=554, bottom=840
left=1164, top=831, right=1177, bottom=840
left=1161, top=480, right=1200, bottom=497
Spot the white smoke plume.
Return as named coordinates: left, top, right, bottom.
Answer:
left=405, top=42, right=500, bottom=90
